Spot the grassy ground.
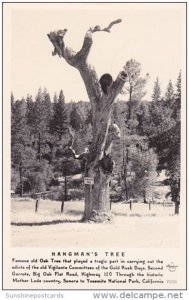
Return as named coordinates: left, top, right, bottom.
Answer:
left=11, top=198, right=179, bottom=248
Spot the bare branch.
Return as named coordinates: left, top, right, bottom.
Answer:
left=47, top=29, right=102, bottom=100
left=74, top=31, right=93, bottom=65
left=89, top=19, right=122, bottom=33
left=47, top=19, right=123, bottom=103
left=47, top=30, right=76, bottom=66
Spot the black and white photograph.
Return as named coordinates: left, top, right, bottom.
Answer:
left=2, top=2, right=187, bottom=291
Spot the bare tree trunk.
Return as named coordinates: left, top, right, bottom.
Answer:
left=143, top=188, right=147, bottom=203
left=60, top=192, right=65, bottom=213
left=174, top=200, right=179, bottom=215
left=171, top=186, right=180, bottom=215
left=84, top=167, right=111, bottom=222
left=61, top=161, right=67, bottom=213
left=19, top=162, right=23, bottom=197
left=38, top=131, right=41, bottom=162
left=122, top=141, right=129, bottom=201
left=123, top=166, right=129, bottom=201
left=64, top=173, right=67, bottom=202
left=48, top=20, right=127, bottom=222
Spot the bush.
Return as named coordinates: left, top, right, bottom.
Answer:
left=110, top=190, right=123, bottom=203
left=69, top=189, right=84, bottom=200
left=15, top=180, right=31, bottom=195
left=49, top=190, right=62, bottom=201
left=49, top=188, right=71, bottom=201
left=69, top=177, right=83, bottom=189
left=49, top=178, right=60, bottom=187
left=11, top=169, right=20, bottom=192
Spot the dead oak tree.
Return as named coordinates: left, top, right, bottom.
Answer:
left=47, top=20, right=128, bottom=222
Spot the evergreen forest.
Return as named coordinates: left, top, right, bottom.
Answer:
left=11, top=60, right=181, bottom=214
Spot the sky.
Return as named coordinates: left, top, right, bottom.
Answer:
left=4, top=2, right=186, bottom=102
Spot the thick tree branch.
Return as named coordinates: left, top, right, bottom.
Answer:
left=109, top=71, right=128, bottom=103
left=75, top=32, right=93, bottom=63
left=79, top=64, right=102, bottom=103
left=65, top=122, right=120, bottom=175
left=47, top=30, right=76, bottom=66
left=47, top=19, right=123, bottom=103
left=47, top=30, right=102, bottom=101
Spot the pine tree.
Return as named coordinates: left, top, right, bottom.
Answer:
left=167, top=72, right=181, bottom=213
left=70, top=104, right=83, bottom=131
left=33, top=88, right=44, bottom=125
left=33, top=88, right=44, bottom=161
left=152, top=77, right=162, bottom=101
left=31, top=88, right=53, bottom=161
left=43, top=88, right=52, bottom=132
left=165, top=80, right=174, bottom=102
left=11, top=92, right=14, bottom=106
left=11, top=93, right=15, bottom=124
left=176, top=71, right=181, bottom=99
left=53, top=93, right=58, bottom=103
left=51, top=90, right=68, bottom=140
left=11, top=98, right=36, bottom=196
left=123, top=59, right=149, bottom=120
left=141, top=74, right=181, bottom=213
left=26, top=94, right=34, bottom=128
left=171, top=72, right=181, bottom=122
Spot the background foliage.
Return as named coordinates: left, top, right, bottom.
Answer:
left=11, top=64, right=181, bottom=212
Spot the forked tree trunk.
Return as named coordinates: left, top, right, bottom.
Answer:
left=47, top=20, right=127, bottom=222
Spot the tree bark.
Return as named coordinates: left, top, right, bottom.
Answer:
left=174, top=200, right=179, bottom=215
left=124, top=167, right=129, bottom=201
left=38, top=131, right=41, bottom=162
left=171, top=185, right=180, bottom=215
left=19, top=162, right=23, bottom=197
left=122, top=145, right=129, bottom=202
left=48, top=20, right=127, bottom=222
left=143, top=188, right=147, bottom=203
left=84, top=166, right=112, bottom=222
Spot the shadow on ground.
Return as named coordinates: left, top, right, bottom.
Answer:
left=11, top=219, right=82, bottom=226
left=64, top=209, right=83, bottom=216
left=113, top=212, right=157, bottom=217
